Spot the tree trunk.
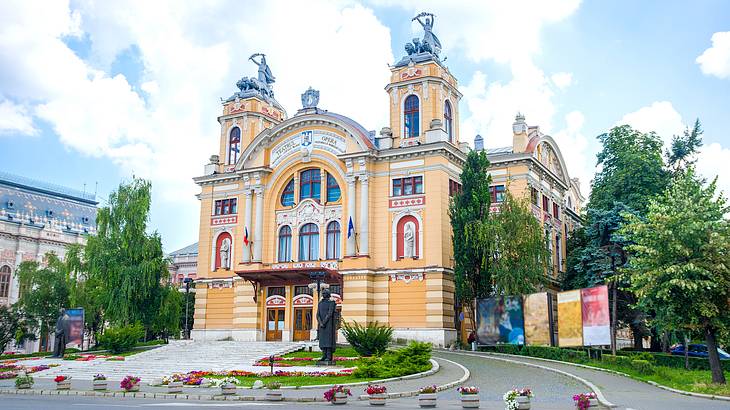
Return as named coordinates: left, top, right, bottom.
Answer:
left=630, top=323, right=644, bottom=351
left=704, top=326, right=726, bottom=384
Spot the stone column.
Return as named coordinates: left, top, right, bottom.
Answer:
left=242, top=189, right=253, bottom=263
left=359, top=175, right=369, bottom=255
left=345, top=176, right=357, bottom=257
left=253, top=187, right=264, bottom=262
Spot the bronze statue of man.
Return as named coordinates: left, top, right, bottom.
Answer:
left=51, top=308, right=68, bottom=358
left=316, top=288, right=337, bottom=363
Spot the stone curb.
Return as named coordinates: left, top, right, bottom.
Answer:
left=436, top=350, right=617, bottom=408
left=481, top=351, right=730, bottom=403
left=0, top=357, right=469, bottom=404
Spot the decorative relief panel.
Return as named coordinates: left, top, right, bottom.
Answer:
left=293, top=294, right=313, bottom=307
left=389, top=272, right=424, bottom=283
left=211, top=215, right=238, bottom=226
left=389, top=195, right=425, bottom=209
left=208, top=280, right=233, bottom=289
left=266, top=295, right=287, bottom=307
left=276, top=200, right=342, bottom=229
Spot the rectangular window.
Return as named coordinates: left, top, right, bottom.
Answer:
left=392, top=176, right=424, bottom=197
left=542, top=195, right=549, bottom=211
left=531, top=187, right=539, bottom=206
left=267, top=287, right=286, bottom=297
left=490, top=185, right=506, bottom=203
left=329, top=284, right=342, bottom=295
left=553, top=203, right=560, bottom=219
left=294, top=285, right=313, bottom=296
left=449, top=179, right=462, bottom=197
left=214, top=198, right=237, bottom=215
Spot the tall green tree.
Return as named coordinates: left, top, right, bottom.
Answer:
left=666, top=119, right=703, bottom=173
left=490, top=191, right=548, bottom=295
left=0, top=305, right=35, bottom=350
left=15, top=254, right=70, bottom=345
left=85, top=178, right=170, bottom=335
left=621, top=168, right=730, bottom=384
left=450, top=150, right=495, bottom=319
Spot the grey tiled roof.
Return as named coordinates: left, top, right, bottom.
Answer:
left=0, top=171, right=97, bottom=204
left=483, top=146, right=513, bottom=155
left=169, top=242, right=198, bottom=256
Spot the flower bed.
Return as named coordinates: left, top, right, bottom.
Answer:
left=0, top=371, right=18, bottom=379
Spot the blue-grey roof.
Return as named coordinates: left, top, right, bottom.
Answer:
left=0, top=171, right=97, bottom=204
left=483, top=146, right=513, bottom=156
left=169, top=242, right=198, bottom=256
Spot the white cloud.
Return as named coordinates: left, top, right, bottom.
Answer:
left=0, top=99, right=37, bottom=135
left=553, top=111, right=592, bottom=196
left=617, top=101, right=730, bottom=202
left=617, top=101, right=684, bottom=146
left=551, top=72, right=573, bottom=90
left=696, top=31, right=730, bottom=79
left=0, top=0, right=394, bottom=250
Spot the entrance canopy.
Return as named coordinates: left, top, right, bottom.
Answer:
left=236, top=267, right=342, bottom=302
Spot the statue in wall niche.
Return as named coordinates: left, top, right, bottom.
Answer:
left=316, top=288, right=337, bottom=364
left=404, top=222, right=416, bottom=258
left=219, top=238, right=231, bottom=269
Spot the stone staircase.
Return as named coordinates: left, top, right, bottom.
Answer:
left=35, top=340, right=306, bottom=381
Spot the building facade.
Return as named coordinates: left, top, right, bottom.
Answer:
left=192, top=16, right=582, bottom=346
left=168, top=242, right=199, bottom=285
left=0, top=171, right=97, bottom=352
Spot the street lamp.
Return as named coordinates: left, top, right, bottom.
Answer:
left=308, top=270, right=327, bottom=293
left=183, top=277, right=194, bottom=340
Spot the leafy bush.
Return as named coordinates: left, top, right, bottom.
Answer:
left=353, top=341, right=431, bottom=378
left=630, top=351, right=655, bottom=363
left=97, top=323, right=144, bottom=353
left=341, top=321, right=393, bottom=357
left=631, top=359, right=655, bottom=375
left=602, top=354, right=632, bottom=368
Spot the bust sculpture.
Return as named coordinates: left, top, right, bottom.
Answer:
left=316, top=288, right=337, bottom=363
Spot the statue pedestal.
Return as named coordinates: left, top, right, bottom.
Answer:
left=316, top=360, right=336, bottom=366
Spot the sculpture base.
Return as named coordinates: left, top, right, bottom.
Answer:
left=316, top=360, right=336, bottom=366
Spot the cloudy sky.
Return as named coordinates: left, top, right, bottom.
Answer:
left=1, top=0, right=729, bottom=252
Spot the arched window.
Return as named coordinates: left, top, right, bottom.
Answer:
left=326, top=173, right=341, bottom=202
left=300, top=169, right=321, bottom=201
left=396, top=216, right=419, bottom=259
left=326, top=221, right=341, bottom=260
left=404, top=95, right=420, bottom=138
left=0, top=265, right=10, bottom=298
left=228, top=127, right=241, bottom=165
left=299, top=223, right=319, bottom=261
left=444, top=100, right=453, bottom=142
left=281, top=179, right=295, bottom=206
left=214, top=232, right=233, bottom=270
left=278, top=225, right=292, bottom=262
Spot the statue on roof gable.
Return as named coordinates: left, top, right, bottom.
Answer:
left=399, top=12, right=442, bottom=66
left=250, top=53, right=275, bottom=86
left=412, top=12, right=441, bottom=55
left=234, top=53, right=276, bottom=99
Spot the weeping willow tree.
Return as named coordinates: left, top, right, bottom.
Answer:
left=85, top=178, right=169, bottom=335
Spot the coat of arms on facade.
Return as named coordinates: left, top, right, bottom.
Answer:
left=300, top=130, right=314, bottom=160
left=301, top=87, right=320, bottom=109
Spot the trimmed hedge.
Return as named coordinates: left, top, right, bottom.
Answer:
left=597, top=348, right=730, bottom=372
left=482, top=344, right=589, bottom=363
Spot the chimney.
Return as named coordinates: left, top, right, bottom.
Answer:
left=512, top=113, right=528, bottom=153
left=474, top=134, right=484, bottom=151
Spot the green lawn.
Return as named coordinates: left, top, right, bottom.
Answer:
left=586, top=361, right=730, bottom=397
left=281, top=346, right=361, bottom=359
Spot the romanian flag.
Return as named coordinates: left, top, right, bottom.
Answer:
left=244, top=227, right=249, bottom=245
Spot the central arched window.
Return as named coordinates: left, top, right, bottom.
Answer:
left=300, top=169, right=321, bottom=201
left=326, top=173, right=341, bottom=202
left=0, top=265, right=10, bottom=298
left=281, top=179, right=295, bottom=206
left=326, top=221, right=341, bottom=260
left=404, top=95, right=420, bottom=138
left=278, top=225, right=292, bottom=262
left=228, top=127, right=241, bottom=165
left=299, top=223, right=319, bottom=261
left=444, top=100, right=453, bottom=142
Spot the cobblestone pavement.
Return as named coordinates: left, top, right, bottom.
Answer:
left=6, top=340, right=308, bottom=381
left=443, top=351, right=730, bottom=410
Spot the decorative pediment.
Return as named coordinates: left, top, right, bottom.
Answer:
left=276, top=199, right=342, bottom=229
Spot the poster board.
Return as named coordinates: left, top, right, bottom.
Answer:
left=557, top=290, right=583, bottom=347
left=523, top=292, right=552, bottom=346
left=65, top=308, right=84, bottom=347
left=476, top=296, right=525, bottom=345
left=581, top=285, right=611, bottom=346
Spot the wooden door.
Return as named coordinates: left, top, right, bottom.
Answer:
left=266, top=308, right=285, bottom=341
left=293, top=308, right=312, bottom=341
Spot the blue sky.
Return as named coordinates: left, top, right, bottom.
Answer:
left=1, top=0, right=729, bottom=252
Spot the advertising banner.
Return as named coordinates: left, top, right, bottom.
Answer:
left=65, top=308, right=84, bottom=347
left=476, top=296, right=525, bottom=345
left=581, top=285, right=611, bottom=346
left=523, top=292, right=552, bottom=346
left=557, top=290, right=583, bottom=347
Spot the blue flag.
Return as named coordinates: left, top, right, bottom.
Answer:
left=347, top=216, right=354, bottom=238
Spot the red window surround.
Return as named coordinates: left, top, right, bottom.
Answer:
left=396, top=215, right=419, bottom=259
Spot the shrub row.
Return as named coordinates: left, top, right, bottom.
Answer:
left=598, top=348, right=730, bottom=372
left=97, top=323, right=145, bottom=353
left=353, top=341, right=432, bottom=379
left=482, top=344, right=589, bottom=363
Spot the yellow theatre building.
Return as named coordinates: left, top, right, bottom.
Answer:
left=191, top=17, right=583, bottom=346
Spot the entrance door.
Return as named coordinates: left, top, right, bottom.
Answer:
left=293, top=308, right=313, bottom=341
left=266, top=308, right=285, bottom=341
